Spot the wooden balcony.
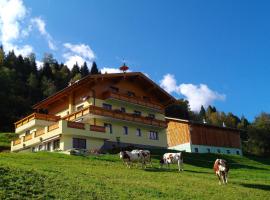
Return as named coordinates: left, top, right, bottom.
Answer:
left=48, top=123, right=59, bottom=132
left=24, top=134, right=33, bottom=142
left=102, top=91, right=164, bottom=112
left=13, top=138, right=21, bottom=146
left=67, top=121, right=85, bottom=129
left=63, top=105, right=167, bottom=128
left=35, top=129, right=45, bottom=137
left=90, top=125, right=106, bottom=133
left=15, top=113, right=60, bottom=128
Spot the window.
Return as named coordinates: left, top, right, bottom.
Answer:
left=110, top=86, right=119, bottom=93
left=123, top=126, right=128, bottom=135
left=25, top=130, right=30, bottom=135
left=127, top=91, right=135, bottom=97
left=53, top=139, right=60, bottom=150
left=38, top=145, right=42, bottom=151
left=217, top=149, right=221, bottom=153
left=194, top=148, right=199, bottom=153
left=133, top=110, right=141, bottom=117
left=136, top=128, right=142, bottom=137
left=77, top=105, right=84, bottom=111
left=102, top=103, right=112, bottom=110
left=149, top=131, right=158, bottom=140
left=227, top=150, right=231, bottom=154
left=120, top=107, right=126, bottom=113
left=73, top=138, right=86, bottom=149
left=148, top=114, right=155, bottom=119
left=207, top=148, right=210, bottom=153
left=104, top=123, right=113, bottom=134
left=236, top=151, right=240, bottom=155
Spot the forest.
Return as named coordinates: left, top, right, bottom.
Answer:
left=0, top=46, right=269, bottom=156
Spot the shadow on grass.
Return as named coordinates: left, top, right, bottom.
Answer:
left=184, top=169, right=212, bottom=174
left=240, top=183, right=270, bottom=191
left=144, top=167, right=181, bottom=173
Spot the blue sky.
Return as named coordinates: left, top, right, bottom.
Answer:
left=1, top=0, right=270, bottom=120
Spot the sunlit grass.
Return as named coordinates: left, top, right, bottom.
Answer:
left=0, top=151, right=269, bottom=199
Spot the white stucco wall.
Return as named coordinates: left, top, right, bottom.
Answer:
left=168, top=143, right=192, bottom=152
left=191, top=144, right=242, bottom=156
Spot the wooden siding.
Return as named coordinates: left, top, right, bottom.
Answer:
left=167, top=121, right=191, bottom=147
left=190, top=124, right=241, bottom=148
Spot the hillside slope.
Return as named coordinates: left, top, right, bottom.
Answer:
left=0, top=152, right=269, bottom=200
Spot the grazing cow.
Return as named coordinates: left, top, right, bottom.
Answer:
left=160, top=152, right=183, bottom=172
left=131, top=149, right=152, bottom=167
left=213, top=159, right=229, bottom=185
left=119, top=150, right=145, bottom=168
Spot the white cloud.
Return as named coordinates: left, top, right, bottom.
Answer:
left=63, top=43, right=95, bottom=69
left=0, top=0, right=32, bottom=56
left=160, top=74, right=178, bottom=93
left=160, top=73, right=226, bottom=112
left=31, top=17, right=56, bottom=50
left=100, top=67, right=133, bottom=74
left=36, top=60, right=43, bottom=69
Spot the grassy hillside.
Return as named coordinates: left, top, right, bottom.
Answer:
left=0, top=132, right=16, bottom=152
left=0, top=152, right=269, bottom=200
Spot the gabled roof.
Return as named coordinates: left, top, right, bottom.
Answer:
left=33, top=72, right=176, bottom=109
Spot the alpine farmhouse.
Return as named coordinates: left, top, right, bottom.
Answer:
left=11, top=72, right=175, bottom=153
left=11, top=71, right=243, bottom=155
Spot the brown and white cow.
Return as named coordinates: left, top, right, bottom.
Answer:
left=213, top=159, right=229, bottom=185
left=160, top=152, right=184, bottom=172
left=131, top=149, right=152, bottom=167
left=119, top=150, right=146, bottom=168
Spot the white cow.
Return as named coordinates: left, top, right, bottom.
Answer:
left=160, top=152, right=184, bottom=172
left=119, top=150, right=145, bottom=168
left=131, top=149, right=152, bottom=167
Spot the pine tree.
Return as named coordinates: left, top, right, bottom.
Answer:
left=199, top=105, right=206, bottom=120
left=71, top=62, right=80, bottom=78
left=0, top=45, right=4, bottom=67
left=80, top=62, right=89, bottom=77
left=90, top=61, right=99, bottom=74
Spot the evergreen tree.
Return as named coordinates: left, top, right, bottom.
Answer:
left=90, top=61, right=99, bottom=74
left=199, top=105, right=206, bottom=120
left=71, top=62, right=80, bottom=78
left=80, top=62, right=89, bottom=77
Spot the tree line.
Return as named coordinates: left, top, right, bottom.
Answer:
left=0, top=46, right=269, bottom=155
left=0, top=46, right=100, bottom=132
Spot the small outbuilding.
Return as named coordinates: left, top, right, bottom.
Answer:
left=166, top=117, right=242, bottom=155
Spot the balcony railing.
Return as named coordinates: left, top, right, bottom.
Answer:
left=102, top=91, right=164, bottom=111
left=13, top=138, right=21, bottom=146
left=15, top=113, right=60, bottom=128
left=48, top=123, right=59, bottom=132
left=35, top=129, right=45, bottom=137
left=90, top=125, right=106, bottom=132
left=67, top=121, right=85, bottom=129
left=24, top=134, right=32, bottom=142
left=63, top=105, right=167, bottom=128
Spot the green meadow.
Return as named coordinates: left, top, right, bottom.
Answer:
left=0, top=151, right=269, bottom=200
